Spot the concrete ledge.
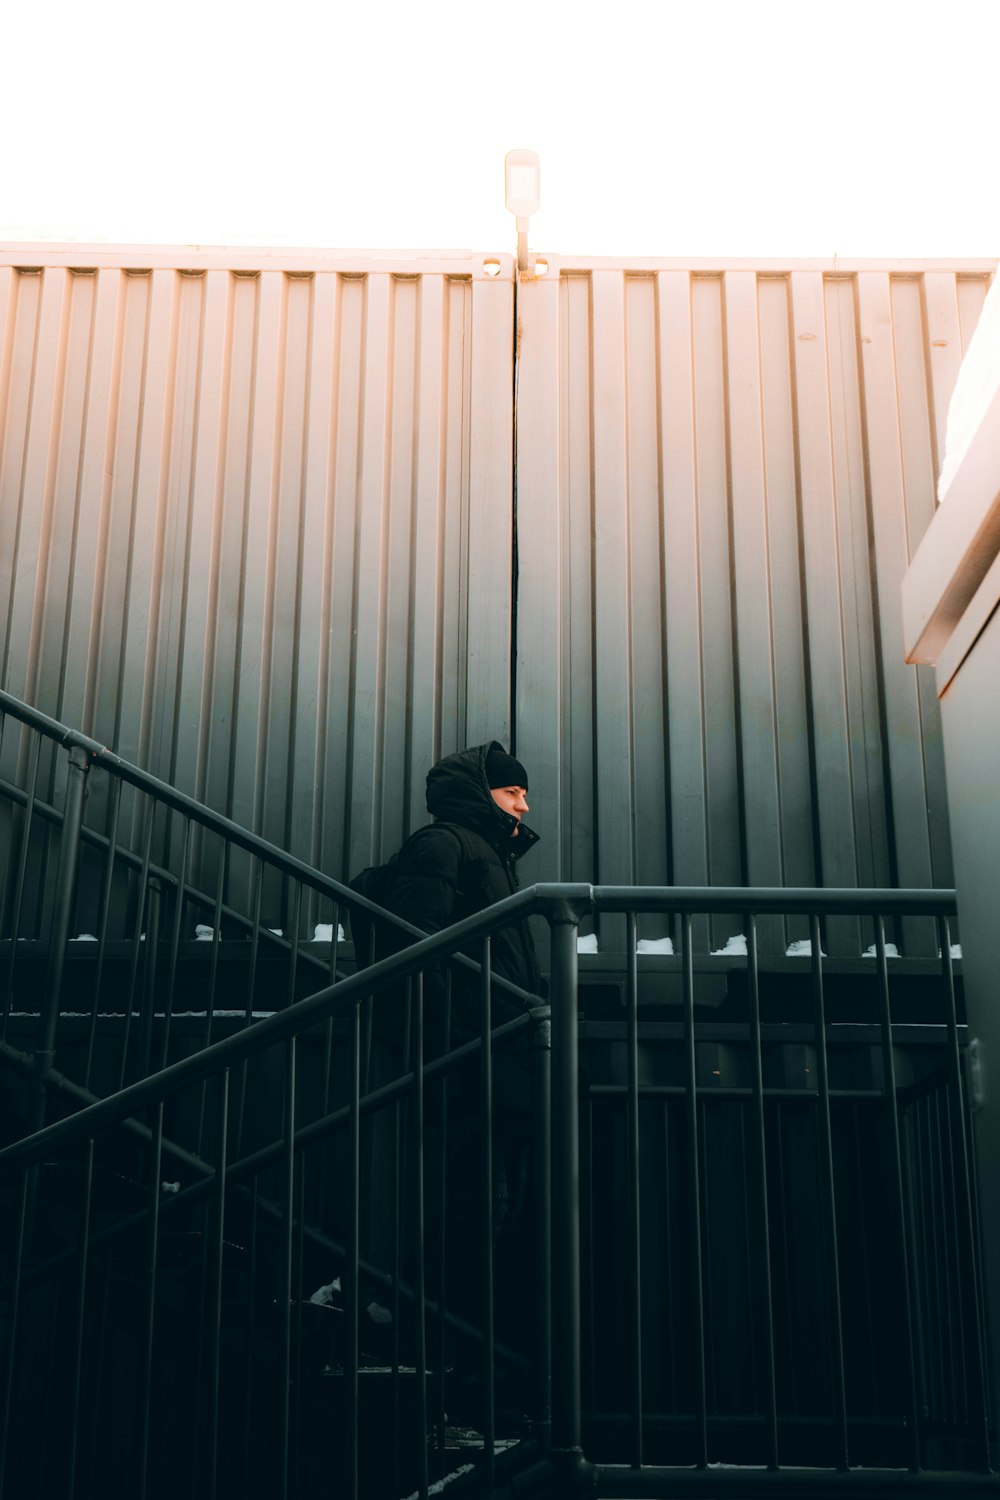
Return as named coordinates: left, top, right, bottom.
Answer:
left=902, top=381, right=1000, bottom=686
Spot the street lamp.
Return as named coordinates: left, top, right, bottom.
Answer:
left=505, top=149, right=540, bottom=278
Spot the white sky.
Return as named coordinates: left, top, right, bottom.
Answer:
left=2, top=0, right=997, bottom=260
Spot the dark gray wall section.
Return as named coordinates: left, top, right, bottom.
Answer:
left=515, top=268, right=985, bottom=955
left=938, top=603, right=1000, bottom=1441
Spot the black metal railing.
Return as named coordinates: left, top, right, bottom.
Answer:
left=0, top=689, right=538, bottom=1134
left=0, top=692, right=995, bottom=1496
left=2, top=874, right=995, bottom=1497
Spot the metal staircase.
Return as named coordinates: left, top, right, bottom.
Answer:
left=0, top=689, right=996, bottom=1499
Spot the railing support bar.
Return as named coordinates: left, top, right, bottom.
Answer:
left=31, top=744, right=90, bottom=1132
left=549, top=910, right=593, bottom=1492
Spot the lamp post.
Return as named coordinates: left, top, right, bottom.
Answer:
left=505, top=149, right=540, bottom=278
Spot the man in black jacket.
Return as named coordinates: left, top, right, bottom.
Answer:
left=387, top=740, right=542, bottom=1038
left=382, top=742, right=543, bottom=1374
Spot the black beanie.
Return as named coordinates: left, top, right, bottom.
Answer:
left=485, top=745, right=528, bottom=792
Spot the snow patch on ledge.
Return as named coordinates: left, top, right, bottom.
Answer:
left=313, top=923, right=346, bottom=943
left=786, top=939, right=827, bottom=958
left=712, top=935, right=747, bottom=956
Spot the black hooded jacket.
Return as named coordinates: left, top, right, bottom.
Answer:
left=386, top=742, right=542, bottom=1018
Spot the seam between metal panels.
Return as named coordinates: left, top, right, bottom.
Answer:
left=510, top=275, right=521, bottom=754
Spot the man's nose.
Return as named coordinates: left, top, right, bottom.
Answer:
left=517, top=793, right=529, bottom=812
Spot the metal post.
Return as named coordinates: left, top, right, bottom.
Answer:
left=32, top=744, right=90, bottom=1133
left=549, top=908, right=591, bottom=1489
left=532, top=1005, right=552, bottom=1451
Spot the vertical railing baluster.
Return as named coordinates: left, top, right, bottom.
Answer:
left=160, top=816, right=190, bottom=1072
left=1, top=731, right=41, bottom=1041
left=138, top=1102, right=164, bottom=1500
left=279, top=1040, right=296, bottom=1500
left=0, top=1170, right=29, bottom=1500
left=136, top=878, right=161, bottom=1082
left=347, top=1002, right=360, bottom=1500
left=480, top=937, right=496, bottom=1482
left=550, top=909, right=584, bottom=1475
left=682, top=910, right=708, bottom=1468
left=625, top=911, right=643, bottom=1468
left=938, top=915, right=991, bottom=1469
left=747, top=915, right=779, bottom=1468
left=413, top=970, right=429, bottom=1500
left=662, top=1101, right=676, bottom=1415
left=290, top=1154, right=306, bottom=1500
left=432, top=970, right=453, bottom=1456
left=532, top=1003, right=552, bottom=1452
left=242, top=1176, right=259, bottom=1500
left=873, top=915, right=922, bottom=1470
left=233, top=857, right=263, bottom=1161
left=66, top=1139, right=94, bottom=1500
left=118, top=795, right=156, bottom=1090
left=810, top=912, right=849, bottom=1468
left=286, top=882, right=302, bottom=1008
left=196, top=848, right=228, bottom=1155
left=32, top=744, right=90, bottom=1134
left=84, top=775, right=122, bottom=1090
left=206, top=1068, right=230, bottom=1500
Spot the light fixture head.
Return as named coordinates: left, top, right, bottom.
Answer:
left=505, top=150, right=540, bottom=223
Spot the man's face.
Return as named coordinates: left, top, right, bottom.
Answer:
left=490, top=785, right=529, bottom=831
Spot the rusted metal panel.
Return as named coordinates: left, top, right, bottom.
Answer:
left=0, top=248, right=515, bottom=885
left=514, top=260, right=994, bottom=955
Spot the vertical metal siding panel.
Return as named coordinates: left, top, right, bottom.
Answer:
left=107, top=269, right=174, bottom=770
left=890, top=279, right=939, bottom=557
left=262, top=274, right=313, bottom=865
left=562, top=276, right=596, bottom=886
left=437, top=278, right=472, bottom=759
left=406, top=275, right=446, bottom=834
left=39, top=271, right=112, bottom=735
left=235, top=272, right=283, bottom=841
left=789, top=273, right=861, bottom=954
left=37, top=268, right=90, bottom=717
left=757, top=279, right=815, bottom=899
left=658, top=272, right=709, bottom=900
left=515, top=277, right=563, bottom=884
left=691, top=278, right=741, bottom=908
left=466, top=277, right=514, bottom=747
left=0, top=271, right=42, bottom=698
left=380, top=275, right=420, bottom=851
left=888, top=278, right=953, bottom=888
left=624, top=277, right=669, bottom=904
left=825, top=277, right=891, bottom=892
left=591, top=271, right=635, bottom=889
left=857, top=273, right=936, bottom=950
left=347, top=273, right=391, bottom=877
left=203, top=273, right=258, bottom=827
left=288, top=271, right=339, bottom=877
left=724, top=272, right=784, bottom=951
left=922, top=273, right=968, bottom=483
left=170, top=269, right=230, bottom=804
left=321, top=276, right=365, bottom=880
left=89, top=270, right=152, bottom=750
left=12, top=269, right=69, bottom=715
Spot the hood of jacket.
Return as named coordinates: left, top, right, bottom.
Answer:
left=425, top=741, right=539, bottom=861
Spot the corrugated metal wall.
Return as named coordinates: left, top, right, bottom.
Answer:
left=514, top=260, right=993, bottom=952
left=1, top=246, right=993, bottom=946
left=0, top=248, right=515, bottom=881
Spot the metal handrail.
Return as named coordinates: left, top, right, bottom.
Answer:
left=0, top=687, right=540, bottom=1009
left=0, top=881, right=957, bottom=1174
